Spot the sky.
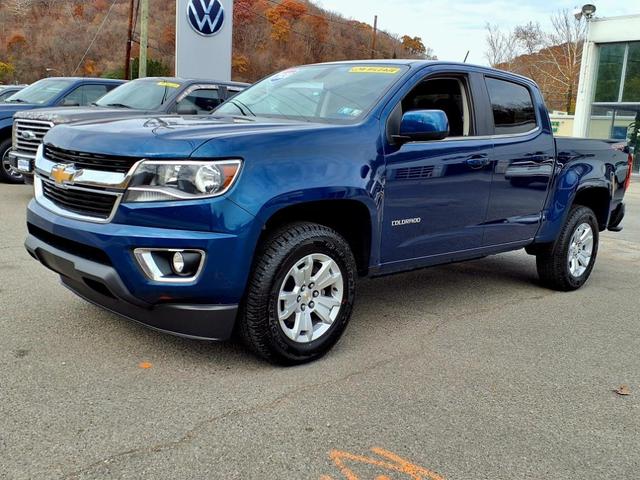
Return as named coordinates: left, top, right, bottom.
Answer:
left=316, top=0, right=639, bottom=65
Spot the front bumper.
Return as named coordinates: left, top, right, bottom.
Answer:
left=8, top=150, right=34, bottom=177
left=25, top=198, right=258, bottom=341
left=25, top=233, right=238, bottom=340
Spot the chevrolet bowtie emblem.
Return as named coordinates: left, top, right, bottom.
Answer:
left=50, top=164, right=81, bottom=186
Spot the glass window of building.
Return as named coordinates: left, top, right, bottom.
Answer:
left=622, top=42, right=640, bottom=102
left=594, top=44, right=625, bottom=102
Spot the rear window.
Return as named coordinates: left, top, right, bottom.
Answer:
left=485, top=77, right=537, bottom=135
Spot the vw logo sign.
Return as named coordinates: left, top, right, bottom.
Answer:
left=187, top=0, right=225, bottom=36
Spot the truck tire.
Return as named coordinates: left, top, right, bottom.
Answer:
left=239, top=222, right=357, bottom=365
left=536, top=205, right=599, bottom=291
left=0, top=138, right=24, bottom=184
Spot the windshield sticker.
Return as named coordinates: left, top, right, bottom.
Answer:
left=157, top=81, right=180, bottom=88
left=349, top=66, right=401, bottom=74
left=270, top=69, right=298, bottom=82
left=337, top=107, right=363, bottom=117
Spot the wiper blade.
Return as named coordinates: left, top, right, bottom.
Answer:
left=228, top=99, right=256, bottom=117
left=104, top=103, right=132, bottom=109
left=7, top=98, right=26, bottom=103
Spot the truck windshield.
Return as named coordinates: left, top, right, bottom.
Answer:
left=215, top=64, right=409, bottom=123
left=95, top=79, right=182, bottom=110
left=5, top=78, right=74, bottom=104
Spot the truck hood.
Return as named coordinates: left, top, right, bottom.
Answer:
left=44, top=115, right=336, bottom=159
left=15, top=106, right=151, bottom=125
left=0, top=103, right=38, bottom=120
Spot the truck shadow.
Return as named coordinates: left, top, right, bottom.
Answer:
left=81, top=250, right=546, bottom=366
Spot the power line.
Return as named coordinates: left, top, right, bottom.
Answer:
left=72, top=0, right=119, bottom=75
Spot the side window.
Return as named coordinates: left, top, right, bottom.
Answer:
left=60, top=87, right=83, bottom=106
left=226, top=88, right=242, bottom=100
left=60, top=84, right=109, bottom=106
left=485, top=77, right=537, bottom=135
left=401, top=77, right=471, bottom=137
left=176, top=88, right=221, bottom=114
left=82, top=84, right=110, bottom=104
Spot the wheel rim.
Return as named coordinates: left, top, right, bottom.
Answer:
left=277, top=253, right=344, bottom=344
left=568, top=222, right=593, bottom=278
left=2, top=148, right=23, bottom=180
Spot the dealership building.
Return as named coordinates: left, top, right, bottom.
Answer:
left=573, top=13, right=640, bottom=171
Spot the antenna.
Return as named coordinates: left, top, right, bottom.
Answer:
left=463, top=51, right=470, bottom=63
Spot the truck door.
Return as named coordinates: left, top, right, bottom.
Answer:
left=482, top=76, right=556, bottom=245
left=381, top=72, right=494, bottom=266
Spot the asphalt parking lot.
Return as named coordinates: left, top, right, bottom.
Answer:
left=2, top=181, right=639, bottom=480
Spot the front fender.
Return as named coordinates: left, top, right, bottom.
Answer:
left=0, top=116, right=13, bottom=135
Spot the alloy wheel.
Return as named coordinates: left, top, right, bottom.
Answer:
left=277, top=253, right=344, bottom=343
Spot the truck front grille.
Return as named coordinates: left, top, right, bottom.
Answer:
left=44, top=145, right=140, bottom=173
left=41, top=179, right=119, bottom=220
left=14, top=120, right=53, bottom=157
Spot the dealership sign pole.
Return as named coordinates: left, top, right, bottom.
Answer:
left=175, top=0, right=234, bottom=81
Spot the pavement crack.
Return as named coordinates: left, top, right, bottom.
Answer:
left=60, top=357, right=397, bottom=479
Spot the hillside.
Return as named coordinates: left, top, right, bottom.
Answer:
left=0, top=0, right=434, bottom=84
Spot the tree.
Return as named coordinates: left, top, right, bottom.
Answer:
left=401, top=35, right=427, bottom=57
left=0, top=61, right=15, bottom=82
left=485, top=10, right=586, bottom=114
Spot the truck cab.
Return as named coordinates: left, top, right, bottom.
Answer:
left=0, top=77, right=124, bottom=183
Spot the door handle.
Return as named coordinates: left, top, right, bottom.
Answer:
left=465, top=154, right=490, bottom=169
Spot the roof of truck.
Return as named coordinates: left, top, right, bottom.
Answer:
left=135, top=77, right=250, bottom=87
left=44, top=77, right=125, bottom=83
left=317, top=59, right=539, bottom=86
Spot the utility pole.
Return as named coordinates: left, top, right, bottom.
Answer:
left=138, top=0, right=149, bottom=78
left=370, top=15, right=378, bottom=59
left=124, top=0, right=135, bottom=80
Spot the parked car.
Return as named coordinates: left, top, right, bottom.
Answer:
left=0, top=85, right=27, bottom=103
left=25, top=61, right=632, bottom=364
left=10, top=77, right=248, bottom=182
left=0, top=77, right=124, bottom=183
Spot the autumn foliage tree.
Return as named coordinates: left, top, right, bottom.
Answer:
left=0, top=0, right=435, bottom=84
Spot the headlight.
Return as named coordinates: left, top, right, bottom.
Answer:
left=124, top=159, right=242, bottom=202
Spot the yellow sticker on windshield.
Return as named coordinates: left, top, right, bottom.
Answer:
left=157, top=81, right=180, bottom=88
left=349, top=66, right=401, bottom=74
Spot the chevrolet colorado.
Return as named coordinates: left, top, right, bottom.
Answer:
left=25, top=61, right=632, bottom=364
left=0, top=77, right=123, bottom=183
left=10, top=77, right=248, bottom=182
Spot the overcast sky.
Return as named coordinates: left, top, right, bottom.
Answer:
left=316, top=0, right=639, bottom=64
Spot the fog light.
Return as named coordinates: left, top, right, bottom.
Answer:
left=134, top=248, right=205, bottom=283
left=172, top=251, right=185, bottom=275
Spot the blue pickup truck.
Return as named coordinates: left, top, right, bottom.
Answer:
left=0, top=77, right=123, bottom=183
left=25, top=61, right=632, bottom=364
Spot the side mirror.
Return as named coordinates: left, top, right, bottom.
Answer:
left=395, top=109, right=449, bottom=144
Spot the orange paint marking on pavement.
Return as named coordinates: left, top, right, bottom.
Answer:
left=138, top=361, right=153, bottom=369
left=323, top=447, right=445, bottom=480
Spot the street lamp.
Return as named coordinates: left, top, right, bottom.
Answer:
left=574, top=4, right=596, bottom=21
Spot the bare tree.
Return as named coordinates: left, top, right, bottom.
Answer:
left=538, top=10, right=586, bottom=113
left=484, top=10, right=586, bottom=113
left=485, top=23, right=517, bottom=68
